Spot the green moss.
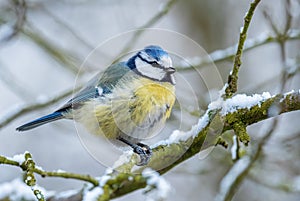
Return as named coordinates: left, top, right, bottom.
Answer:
left=233, top=122, right=250, bottom=146
left=215, top=137, right=228, bottom=148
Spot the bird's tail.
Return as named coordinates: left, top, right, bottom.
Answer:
left=16, top=112, right=64, bottom=131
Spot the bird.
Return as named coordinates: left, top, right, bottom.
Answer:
left=16, top=45, right=176, bottom=166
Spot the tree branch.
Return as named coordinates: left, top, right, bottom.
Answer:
left=176, top=29, right=300, bottom=71
left=1, top=92, right=299, bottom=200
left=224, top=0, right=261, bottom=98
left=0, top=85, right=81, bottom=130
left=0, top=153, right=99, bottom=186
left=43, top=90, right=299, bottom=201
left=114, top=0, right=178, bottom=61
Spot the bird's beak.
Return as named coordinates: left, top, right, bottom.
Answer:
left=165, top=67, right=176, bottom=74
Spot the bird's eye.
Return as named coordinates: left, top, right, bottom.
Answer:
left=150, top=61, right=160, bottom=68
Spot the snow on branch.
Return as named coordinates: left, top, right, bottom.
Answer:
left=60, top=91, right=300, bottom=200
left=0, top=90, right=299, bottom=200
left=177, top=29, right=300, bottom=71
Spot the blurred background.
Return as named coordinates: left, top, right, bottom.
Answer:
left=0, top=0, right=299, bottom=200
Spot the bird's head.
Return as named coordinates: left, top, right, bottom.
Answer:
left=127, top=45, right=176, bottom=85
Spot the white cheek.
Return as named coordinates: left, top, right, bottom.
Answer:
left=160, top=55, right=172, bottom=68
left=135, top=57, right=165, bottom=80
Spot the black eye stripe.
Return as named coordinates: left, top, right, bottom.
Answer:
left=137, top=54, right=164, bottom=69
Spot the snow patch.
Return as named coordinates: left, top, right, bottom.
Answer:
left=0, top=178, right=54, bottom=201
left=53, top=189, right=78, bottom=199
left=220, top=92, right=272, bottom=115
left=215, top=156, right=251, bottom=201
left=55, top=169, right=67, bottom=173
left=154, top=111, right=210, bottom=146
left=231, top=135, right=238, bottom=160
left=99, top=174, right=111, bottom=187
left=82, top=187, right=103, bottom=201
left=8, top=152, right=29, bottom=165
left=180, top=56, right=202, bottom=68
left=142, top=168, right=171, bottom=201
left=112, top=150, right=132, bottom=169
left=240, top=26, right=244, bottom=33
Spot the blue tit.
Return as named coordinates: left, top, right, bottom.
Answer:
left=16, top=45, right=176, bottom=166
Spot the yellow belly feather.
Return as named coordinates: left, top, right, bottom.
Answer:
left=78, top=78, right=175, bottom=140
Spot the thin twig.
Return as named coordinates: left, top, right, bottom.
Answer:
left=114, top=0, right=178, bottom=61
left=224, top=0, right=261, bottom=98
left=215, top=118, right=279, bottom=201
left=0, top=63, right=33, bottom=99
left=215, top=2, right=297, bottom=199
left=0, top=154, right=99, bottom=186
left=0, top=85, right=81, bottom=130
left=40, top=6, right=110, bottom=60
left=22, top=24, right=80, bottom=75
left=176, top=30, right=300, bottom=71
left=99, top=91, right=300, bottom=200
left=0, top=0, right=26, bottom=43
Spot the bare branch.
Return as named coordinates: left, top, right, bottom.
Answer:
left=176, top=30, right=300, bottom=71
left=92, top=91, right=300, bottom=200
left=114, top=0, right=178, bottom=61
left=0, top=0, right=26, bottom=43
left=0, top=86, right=81, bottom=130
left=0, top=153, right=99, bottom=186
left=224, top=0, right=261, bottom=98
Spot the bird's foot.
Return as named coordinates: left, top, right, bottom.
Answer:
left=133, top=143, right=152, bottom=166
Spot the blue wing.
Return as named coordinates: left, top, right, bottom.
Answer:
left=16, top=62, right=131, bottom=131
left=57, top=62, right=130, bottom=111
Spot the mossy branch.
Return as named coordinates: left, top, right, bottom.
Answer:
left=0, top=153, right=99, bottom=186
left=48, top=90, right=300, bottom=201
left=1, top=91, right=299, bottom=200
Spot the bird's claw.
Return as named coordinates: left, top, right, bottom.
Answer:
left=133, top=143, right=152, bottom=166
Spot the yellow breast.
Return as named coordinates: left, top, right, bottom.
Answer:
left=130, top=78, right=175, bottom=126
left=78, top=77, right=175, bottom=140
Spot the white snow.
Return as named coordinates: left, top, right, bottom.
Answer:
left=177, top=32, right=274, bottom=69
left=215, top=156, right=251, bottom=201
left=288, top=29, right=300, bottom=38
left=154, top=92, right=272, bottom=147
left=142, top=168, right=171, bottom=201
left=105, top=167, right=113, bottom=175
left=35, top=166, right=44, bottom=171
left=52, top=189, right=78, bottom=199
left=231, top=135, right=238, bottom=160
left=99, top=174, right=111, bottom=187
left=179, top=56, right=202, bottom=68
left=112, top=150, right=132, bottom=169
left=55, top=169, right=67, bottom=173
left=82, top=187, right=103, bottom=201
left=240, top=26, right=244, bottom=33
left=95, top=168, right=113, bottom=187
left=209, top=47, right=235, bottom=61
left=154, top=110, right=210, bottom=146
left=0, top=178, right=54, bottom=201
left=220, top=92, right=272, bottom=115
left=7, top=152, right=29, bottom=165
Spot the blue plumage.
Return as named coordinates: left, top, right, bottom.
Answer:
left=16, top=45, right=176, bottom=165
left=16, top=112, right=63, bottom=131
left=144, top=45, right=169, bottom=61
